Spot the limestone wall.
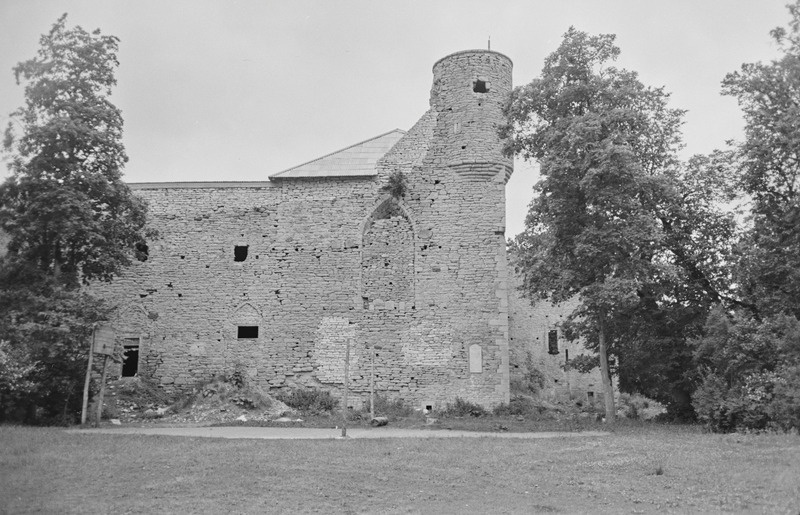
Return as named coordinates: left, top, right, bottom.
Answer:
left=94, top=50, right=517, bottom=409
left=507, top=274, right=604, bottom=405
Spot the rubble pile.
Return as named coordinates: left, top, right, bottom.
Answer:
left=104, top=377, right=295, bottom=425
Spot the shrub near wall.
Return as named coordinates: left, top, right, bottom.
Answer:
left=692, top=309, right=800, bottom=432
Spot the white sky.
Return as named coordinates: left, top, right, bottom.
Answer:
left=0, top=0, right=791, bottom=237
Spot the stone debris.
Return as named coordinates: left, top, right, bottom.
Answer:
left=274, top=417, right=304, bottom=423
left=370, top=416, right=389, bottom=427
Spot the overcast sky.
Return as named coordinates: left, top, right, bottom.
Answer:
left=0, top=0, right=792, bottom=237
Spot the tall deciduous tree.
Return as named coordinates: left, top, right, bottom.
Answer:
left=688, top=2, right=800, bottom=432
left=0, top=15, right=147, bottom=423
left=722, top=2, right=800, bottom=319
left=504, top=28, right=732, bottom=419
left=1, top=14, right=148, bottom=285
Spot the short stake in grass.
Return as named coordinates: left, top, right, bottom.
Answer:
left=341, top=337, right=351, bottom=438
left=370, top=344, right=382, bottom=421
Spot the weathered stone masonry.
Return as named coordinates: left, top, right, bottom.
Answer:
left=95, top=49, right=600, bottom=408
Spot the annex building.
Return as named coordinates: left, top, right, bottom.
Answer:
left=95, top=50, right=601, bottom=409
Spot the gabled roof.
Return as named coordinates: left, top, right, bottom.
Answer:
left=268, top=129, right=406, bottom=180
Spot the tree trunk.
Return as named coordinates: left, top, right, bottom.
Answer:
left=598, top=318, right=616, bottom=422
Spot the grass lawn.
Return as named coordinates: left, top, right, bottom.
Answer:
left=1, top=424, right=798, bottom=514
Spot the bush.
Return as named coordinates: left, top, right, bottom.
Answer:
left=510, top=351, right=546, bottom=396
left=692, top=374, right=732, bottom=430
left=692, top=310, right=800, bottom=432
left=440, top=397, right=487, bottom=417
left=616, top=392, right=665, bottom=420
left=379, top=170, right=408, bottom=199
left=275, top=387, right=338, bottom=414
left=493, top=395, right=542, bottom=417
left=363, top=393, right=415, bottom=419
left=767, top=365, right=800, bottom=431
left=693, top=368, right=800, bottom=432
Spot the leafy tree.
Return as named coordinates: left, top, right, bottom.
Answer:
left=504, top=28, right=733, bottom=419
left=688, top=2, right=800, bottom=431
left=721, top=1, right=800, bottom=319
left=0, top=15, right=147, bottom=423
left=0, top=258, right=110, bottom=423
left=1, top=14, right=148, bottom=285
left=691, top=308, right=800, bottom=431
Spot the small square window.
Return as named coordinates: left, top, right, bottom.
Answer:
left=234, top=245, right=248, bottom=262
left=237, top=326, right=259, bottom=338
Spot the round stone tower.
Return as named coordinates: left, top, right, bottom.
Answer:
left=430, top=50, right=513, bottom=182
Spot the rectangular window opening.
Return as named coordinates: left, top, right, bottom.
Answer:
left=234, top=245, right=249, bottom=262
left=238, top=325, right=259, bottom=339
left=135, top=242, right=149, bottom=262
left=548, top=330, right=559, bottom=355
left=122, top=338, right=140, bottom=377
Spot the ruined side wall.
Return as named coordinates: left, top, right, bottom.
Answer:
left=94, top=178, right=376, bottom=392
left=507, top=274, right=604, bottom=405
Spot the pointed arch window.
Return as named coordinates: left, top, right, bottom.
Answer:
left=361, top=198, right=415, bottom=308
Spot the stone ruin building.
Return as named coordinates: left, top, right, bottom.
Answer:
left=92, top=49, right=602, bottom=410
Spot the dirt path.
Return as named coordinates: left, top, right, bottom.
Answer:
left=68, top=426, right=610, bottom=440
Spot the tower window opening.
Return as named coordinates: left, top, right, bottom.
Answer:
left=237, top=326, right=259, bottom=338
left=234, top=245, right=249, bottom=262
left=548, top=329, right=559, bottom=355
left=473, top=79, right=488, bottom=93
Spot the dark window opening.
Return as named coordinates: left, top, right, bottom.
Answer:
left=122, top=340, right=139, bottom=377
left=565, top=349, right=569, bottom=363
left=587, top=391, right=594, bottom=400
left=548, top=330, right=559, bottom=355
left=135, top=243, right=149, bottom=262
left=473, top=79, right=488, bottom=93
left=238, top=325, right=258, bottom=338
left=425, top=404, right=433, bottom=412
left=234, top=245, right=249, bottom=262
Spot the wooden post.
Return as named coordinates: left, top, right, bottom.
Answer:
left=369, top=344, right=382, bottom=420
left=94, top=355, right=109, bottom=427
left=370, top=348, right=375, bottom=420
left=81, top=325, right=96, bottom=426
left=341, top=337, right=351, bottom=438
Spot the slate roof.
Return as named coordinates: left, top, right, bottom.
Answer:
left=268, top=129, right=406, bottom=180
